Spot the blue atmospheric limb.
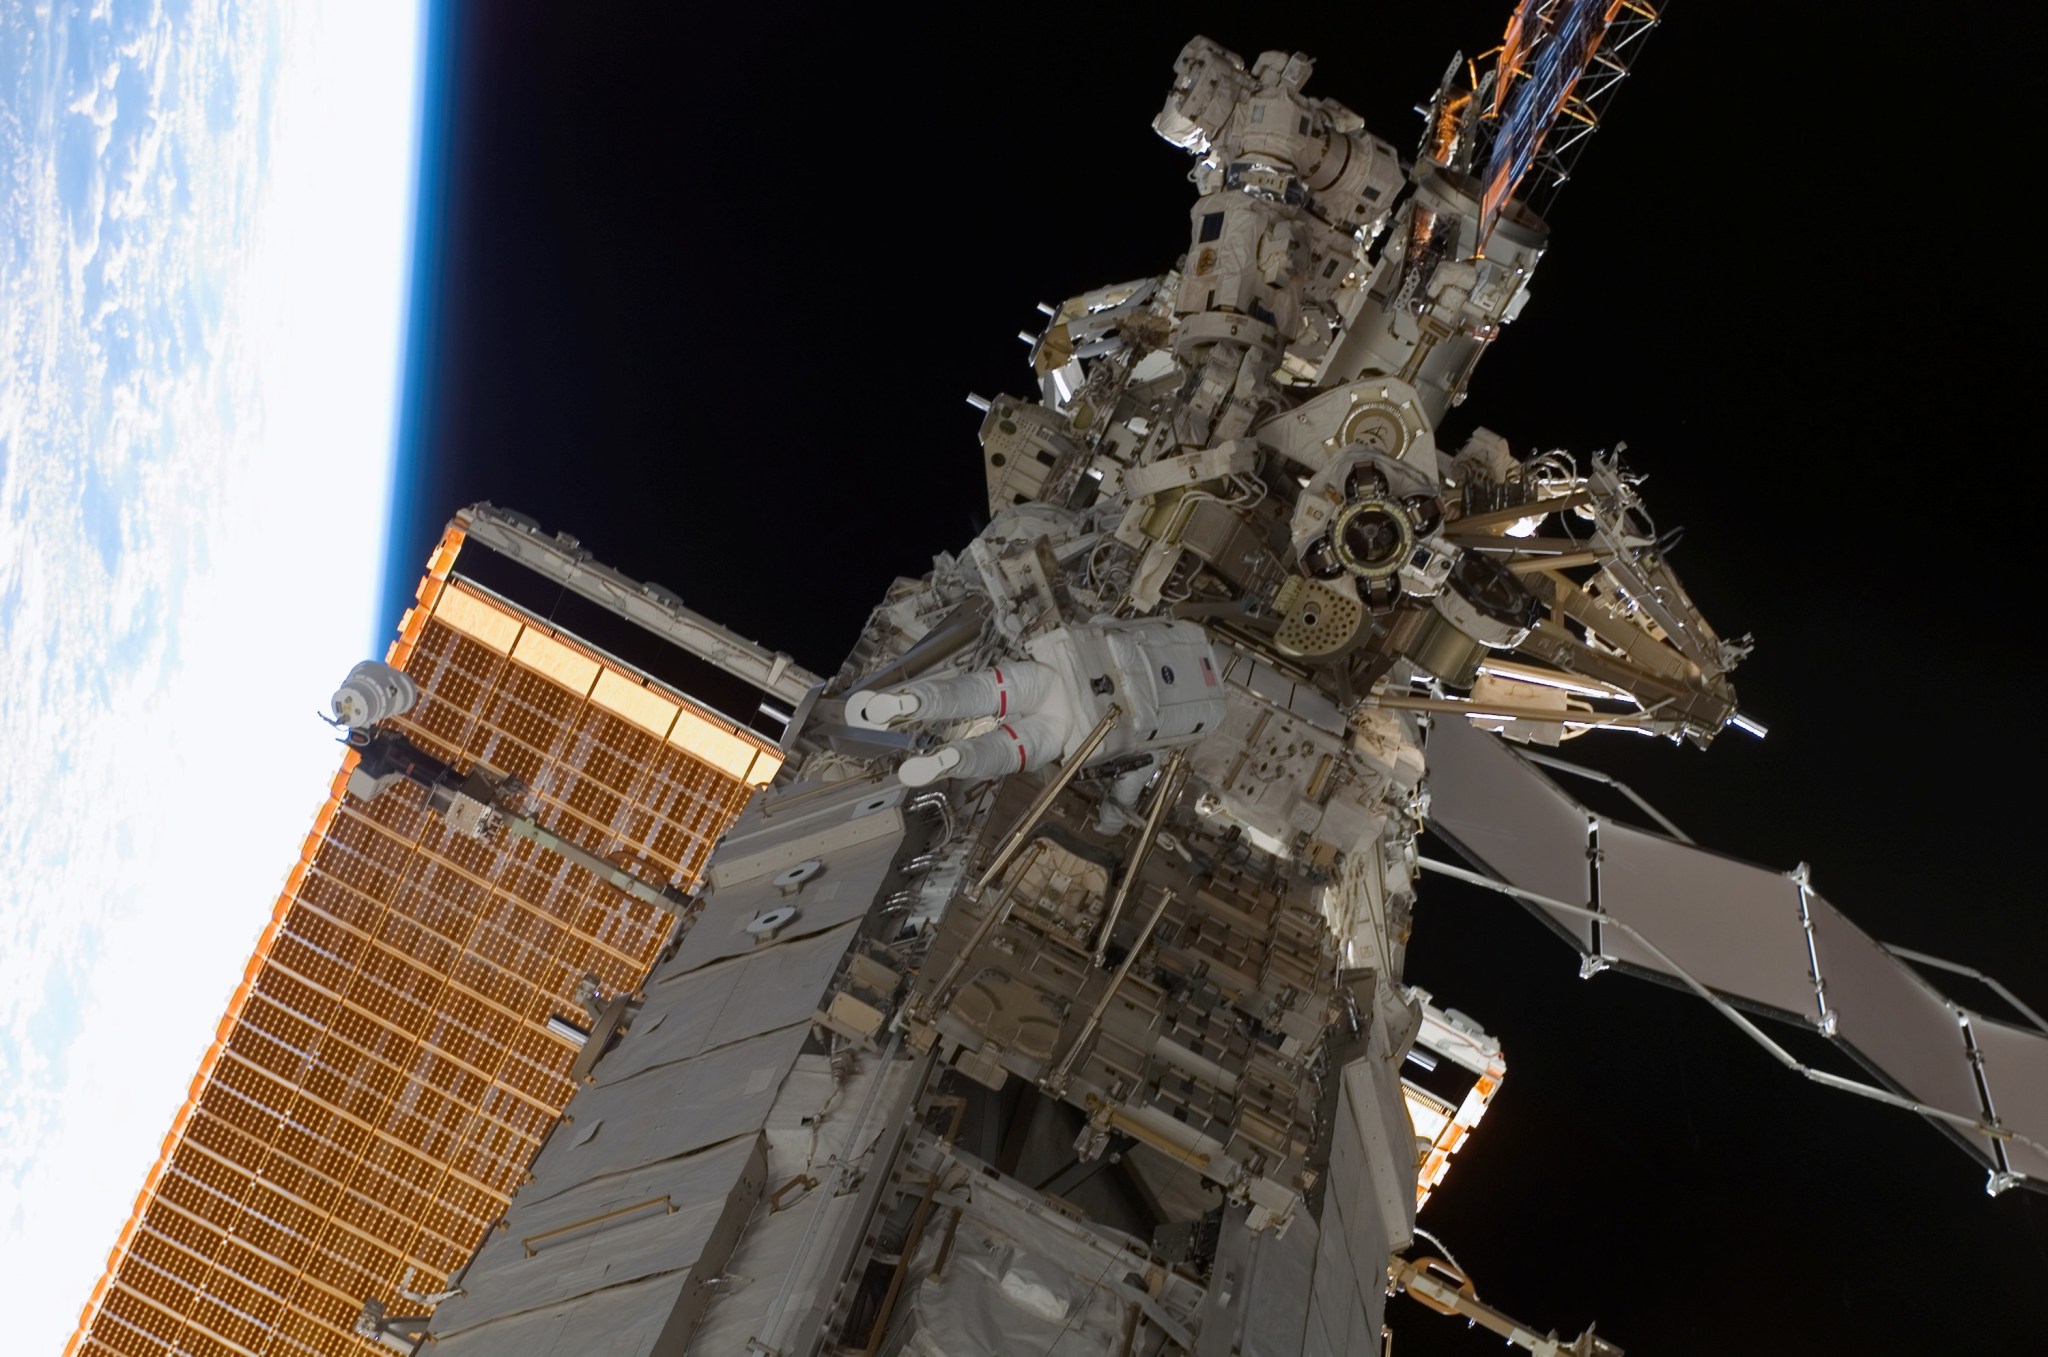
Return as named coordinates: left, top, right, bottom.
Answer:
left=378, top=0, right=461, bottom=647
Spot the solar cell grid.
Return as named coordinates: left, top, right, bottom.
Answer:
left=408, top=1231, right=469, bottom=1280
left=243, top=994, right=324, bottom=1057
left=349, top=1158, right=439, bottom=1228
left=129, top=1235, right=208, bottom=1298
left=494, top=1052, right=573, bottom=1112
left=193, top=1294, right=266, bottom=1352
left=330, top=1018, right=416, bottom=1083
left=254, top=968, right=337, bottom=1028
left=420, top=820, right=498, bottom=882
left=70, top=532, right=773, bottom=1357
left=101, top=1291, right=173, bottom=1346
left=384, top=884, right=470, bottom=952
left=372, top=912, right=457, bottom=979
left=136, top=1207, right=211, bottom=1261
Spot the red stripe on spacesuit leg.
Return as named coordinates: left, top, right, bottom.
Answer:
left=1002, top=723, right=1025, bottom=771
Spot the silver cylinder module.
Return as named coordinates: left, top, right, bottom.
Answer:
left=330, top=660, right=420, bottom=731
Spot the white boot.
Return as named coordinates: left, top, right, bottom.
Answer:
left=846, top=689, right=923, bottom=730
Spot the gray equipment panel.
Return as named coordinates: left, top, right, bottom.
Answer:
left=606, top=922, right=860, bottom=1087
left=526, top=1023, right=809, bottom=1188
left=429, top=1133, right=768, bottom=1356
left=1595, top=819, right=1817, bottom=1018
left=1425, top=717, right=1593, bottom=947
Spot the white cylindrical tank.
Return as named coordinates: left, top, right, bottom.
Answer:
left=330, top=660, right=419, bottom=731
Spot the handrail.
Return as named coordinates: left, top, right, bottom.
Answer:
left=521, top=1194, right=675, bottom=1257
left=972, top=703, right=1123, bottom=893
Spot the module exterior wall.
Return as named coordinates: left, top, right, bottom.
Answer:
left=414, top=1273, right=683, bottom=1357
left=1235, top=1206, right=1319, bottom=1357
left=689, top=1054, right=925, bottom=1353
left=571, top=922, right=860, bottom=1099
left=1303, top=1053, right=1409, bottom=1357
left=425, top=778, right=910, bottom=1357
left=1308, top=1199, right=1367, bottom=1357
left=431, top=1135, right=768, bottom=1341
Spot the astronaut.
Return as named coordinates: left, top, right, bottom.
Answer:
left=847, top=619, right=1226, bottom=789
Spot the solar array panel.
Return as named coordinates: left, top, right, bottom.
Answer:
left=69, top=527, right=778, bottom=1357
left=1424, top=716, right=2048, bottom=1192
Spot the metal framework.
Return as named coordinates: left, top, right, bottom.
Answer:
left=454, top=504, right=822, bottom=710
left=1472, top=0, right=1663, bottom=246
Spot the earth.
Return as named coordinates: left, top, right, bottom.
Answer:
left=0, top=3, right=424, bottom=1349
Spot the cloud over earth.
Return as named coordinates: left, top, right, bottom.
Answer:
left=0, top=2, right=422, bottom=1348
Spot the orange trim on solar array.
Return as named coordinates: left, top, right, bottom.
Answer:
left=59, top=524, right=473, bottom=1357
left=62, top=757, right=358, bottom=1357
left=65, top=523, right=768, bottom=1357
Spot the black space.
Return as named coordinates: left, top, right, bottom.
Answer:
left=392, top=5, right=2048, bottom=1351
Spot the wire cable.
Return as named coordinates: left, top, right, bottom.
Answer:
left=1411, top=1225, right=1467, bottom=1277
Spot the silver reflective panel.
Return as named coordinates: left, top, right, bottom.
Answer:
left=1594, top=820, right=1817, bottom=1018
left=1424, top=720, right=1593, bottom=948
left=1970, top=1014, right=2048, bottom=1179
left=1807, top=895, right=1988, bottom=1140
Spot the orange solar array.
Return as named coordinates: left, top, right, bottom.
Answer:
left=66, top=527, right=779, bottom=1357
